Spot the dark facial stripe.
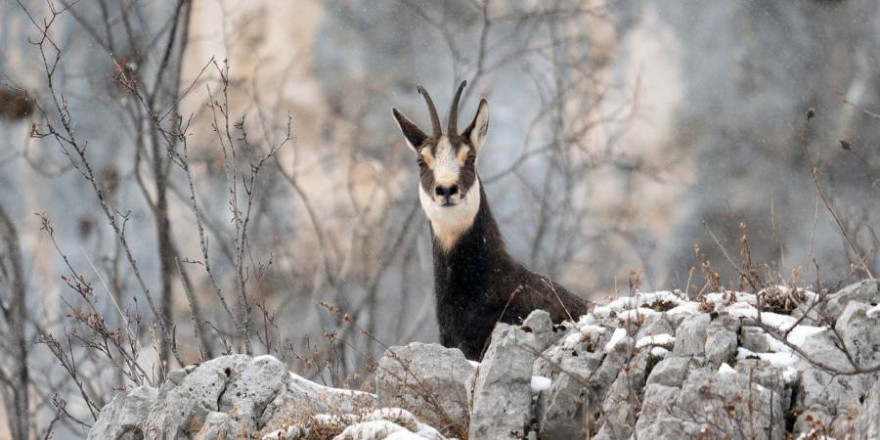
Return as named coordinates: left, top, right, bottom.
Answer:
left=419, top=155, right=435, bottom=195
left=458, top=151, right=476, bottom=197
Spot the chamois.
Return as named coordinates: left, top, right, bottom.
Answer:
left=392, top=81, right=590, bottom=360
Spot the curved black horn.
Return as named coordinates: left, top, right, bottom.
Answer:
left=447, top=80, right=467, bottom=136
left=417, top=85, right=442, bottom=138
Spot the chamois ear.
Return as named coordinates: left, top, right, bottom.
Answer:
left=392, top=108, right=428, bottom=153
left=461, top=99, right=489, bottom=153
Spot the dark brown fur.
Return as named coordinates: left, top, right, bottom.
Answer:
left=393, top=81, right=591, bottom=360
left=433, top=182, right=590, bottom=360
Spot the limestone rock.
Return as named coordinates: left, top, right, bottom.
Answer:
left=853, top=378, right=880, bottom=439
left=537, top=346, right=603, bottom=440
left=469, top=324, right=536, bottom=440
left=86, top=355, right=447, bottom=440
left=672, top=313, right=710, bottom=356
left=824, top=279, right=880, bottom=320
left=594, top=352, right=650, bottom=440
left=522, top=309, right=557, bottom=352
left=740, top=325, right=771, bottom=352
left=637, top=360, right=786, bottom=439
left=192, top=412, right=235, bottom=440
left=87, top=281, right=880, bottom=440
left=375, top=342, right=474, bottom=437
left=705, top=314, right=740, bottom=365
left=87, top=386, right=157, bottom=440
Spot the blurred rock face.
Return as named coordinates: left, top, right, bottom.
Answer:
left=3, top=0, right=876, bottom=306
left=303, top=0, right=880, bottom=292
left=659, top=0, right=880, bottom=284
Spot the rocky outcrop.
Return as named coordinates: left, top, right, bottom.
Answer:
left=88, top=281, right=880, bottom=439
left=87, top=355, right=442, bottom=440
left=375, top=342, right=475, bottom=437
left=468, top=324, right=537, bottom=440
left=372, top=281, right=880, bottom=440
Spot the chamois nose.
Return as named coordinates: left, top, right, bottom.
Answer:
left=435, top=184, right=459, bottom=198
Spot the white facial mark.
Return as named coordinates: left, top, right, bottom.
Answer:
left=419, top=178, right=481, bottom=252
left=432, top=136, right=460, bottom=188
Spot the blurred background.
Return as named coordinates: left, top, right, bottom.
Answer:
left=1, top=0, right=879, bottom=438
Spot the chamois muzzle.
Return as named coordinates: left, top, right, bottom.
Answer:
left=435, top=184, right=459, bottom=206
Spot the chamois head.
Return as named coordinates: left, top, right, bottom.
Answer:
left=392, top=81, right=490, bottom=250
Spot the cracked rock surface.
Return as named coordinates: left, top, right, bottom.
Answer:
left=87, top=355, right=439, bottom=440
left=88, top=281, right=880, bottom=439
left=375, top=281, right=880, bottom=440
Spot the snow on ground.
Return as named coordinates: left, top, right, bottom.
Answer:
left=289, top=372, right=373, bottom=397
left=736, top=347, right=801, bottom=384
left=593, top=291, right=685, bottom=318
left=635, top=333, right=675, bottom=349
left=704, top=291, right=757, bottom=305
left=562, top=332, right=583, bottom=349
left=580, top=324, right=607, bottom=337
left=577, top=314, right=598, bottom=326
left=650, top=346, right=669, bottom=358
left=604, top=328, right=629, bottom=352
left=718, top=363, right=736, bottom=376
left=724, top=303, right=798, bottom=330
left=563, top=323, right=606, bottom=349
left=531, top=376, right=552, bottom=392
left=666, top=301, right=700, bottom=317
left=617, top=307, right=659, bottom=322
left=796, top=431, right=837, bottom=440
left=579, top=287, right=830, bottom=380
left=776, top=325, right=826, bottom=348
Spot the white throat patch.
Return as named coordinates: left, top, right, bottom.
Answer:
left=419, top=178, right=481, bottom=252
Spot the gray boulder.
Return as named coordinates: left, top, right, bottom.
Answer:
left=537, top=344, right=603, bottom=440
left=88, top=386, right=157, bottom=440
left=635, top=313, right=674, bottom=340
left=705, top=314, right=740, bottom=365
left=647, top=357, right=693, bottom=388
left=636, top=360, right=786, bottom=439
left=87, top=354, right=452, bottom=440
left=672, top=313, right=710, bottom=356
left=824, top=279, right=880, bottom=320
left=522, top=309, right=557, bottom=352
left=853, top=378, right=880, bottom=439
left=593, top=352, right=650, bottom=440
left=192, top=412, right=234, bottom=440
left=469, top=324, right=536, bottom=440
left=375, top=342, right=474, bottom=437
left=86, top=281, right=880, bottom=440
left=835, top=301, right=880, bottom=367
left=795, top=300, right=880, bottom=437
left=740, top=325, right=772, bottom=352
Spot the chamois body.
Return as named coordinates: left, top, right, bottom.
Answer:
left=433, top=184, right=587, bottom=359
left=392, top=81, right=590, bottom=360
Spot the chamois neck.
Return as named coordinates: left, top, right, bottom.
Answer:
left=421, top=176, right=484, bottom=252
left=431, top=183, right=508, bottom=261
